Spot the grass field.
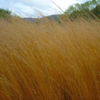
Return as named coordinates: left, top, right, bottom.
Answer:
left=0, top=16, right=100, bottom=100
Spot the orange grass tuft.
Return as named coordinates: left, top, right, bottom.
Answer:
left=0, top=17, right=100, bottom=100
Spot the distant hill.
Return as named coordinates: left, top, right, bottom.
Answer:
left=23, top=18, right=37, bottom=22
left=46, top=14, right=60, bottom=20
left=23, top=14, right=60, bottom=22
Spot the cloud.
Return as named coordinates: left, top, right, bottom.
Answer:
left=74, top=0, right=90, bottom=3
left=3, top=0, right=53, bottom=10
left=0, top=0, right=54, bottom=17
left=0, top=0, right=90, bottom=17
left=52, top=0, right=77, bottom=11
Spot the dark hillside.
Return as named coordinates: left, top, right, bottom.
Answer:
left=23, top=14, right=60, bottom=22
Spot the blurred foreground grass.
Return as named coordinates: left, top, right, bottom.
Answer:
left=0, top=16, right=100, bottom=100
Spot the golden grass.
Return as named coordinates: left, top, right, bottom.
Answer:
left=0, top=17, right=100, bottom=100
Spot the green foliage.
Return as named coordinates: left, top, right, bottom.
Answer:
left=92, top=4, right=100, bottom=18
left=61, top=0, right=100, bottom=20
left=0, top=9, right=11, bottom=18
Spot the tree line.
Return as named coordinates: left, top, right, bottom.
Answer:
left=0, top=9, right=12, bottom=18
left=0, top=9, right=20, bottom=19
left=60, top=0, right=100, bottom=21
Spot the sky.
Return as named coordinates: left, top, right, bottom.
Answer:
left=0, top=0, right=90, bottom=18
